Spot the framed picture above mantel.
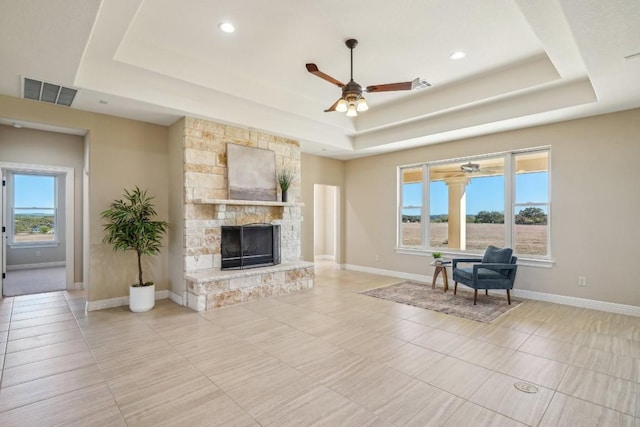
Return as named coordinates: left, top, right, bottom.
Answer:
left=227, top=143, right=277, bottom=202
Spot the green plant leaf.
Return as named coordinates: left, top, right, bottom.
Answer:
left=101, top=186, right=169, bottom=286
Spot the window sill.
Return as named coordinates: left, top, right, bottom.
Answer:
left=395, top=247, right=553, bottom=268
left=9, top=242, right=60, bottom=249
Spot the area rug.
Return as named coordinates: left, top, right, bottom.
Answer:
left=360, top=281, right=523, bottom=323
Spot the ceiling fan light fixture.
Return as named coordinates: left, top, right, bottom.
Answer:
left=336, top=98, right=348, bottom=112
left=218, top=22, right=235, bottom=33
left=346, top=104, right=358, bottom=117
left=356, top=97, right=368, bottom=112
left=460, top=162, right=480, bottom=172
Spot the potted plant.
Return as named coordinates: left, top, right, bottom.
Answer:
left=101, top=186, right=169, bottom=312
left=277, top=168, right=296, bottom=202
left=432, top=251, right=443, bottom=265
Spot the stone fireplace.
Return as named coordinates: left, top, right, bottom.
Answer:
left=178, top=117, right=313, bottom=311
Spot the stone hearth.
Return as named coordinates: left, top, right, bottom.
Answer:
left=186, top=261, right=313, bottom=311
left=179, top=117, right=313, bottom=311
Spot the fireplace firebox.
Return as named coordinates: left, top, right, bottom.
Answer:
left=221, top=223, right=281, bottom=270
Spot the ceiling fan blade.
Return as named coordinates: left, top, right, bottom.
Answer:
left=324, top=98, right=341, bottom=112
left=306, top=64, right=345, bottom=88
left=366, top=77, right=424, bottom=93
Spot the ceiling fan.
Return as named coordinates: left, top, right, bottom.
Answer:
left=460, top=162, right=504, bottom=174
left=460, top=162, right=481, bottom=173
left=305, top=39, right=429, bottom=117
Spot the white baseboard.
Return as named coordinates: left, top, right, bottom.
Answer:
left=169, top=291, right=183, bottom=306
left=342, top=264, right=640, bottom=317
left=7, top=261, right=66, bottom=271
left=512, top=289, right=640, bottom=317
left=341, top=264, right=428, bottom=283
left=315, top=255, right=336, bottom=261
left=86, top=289, right=169, bottom=311
left=86, top=296, right=128, bottom=311
left=68, top=282, right=84, bottom=291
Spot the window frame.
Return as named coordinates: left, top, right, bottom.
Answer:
left=397, top=147, right=551, bottom=266
left=9, top=172, right=60, bottom=248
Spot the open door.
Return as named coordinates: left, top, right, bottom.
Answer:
left=313, top=184, right=338, bottom=263
left=0, top=163, right=74, bottom=296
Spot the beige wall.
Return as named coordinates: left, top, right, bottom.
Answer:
left=0, top=95, right=169, bottom=303
left=301, top=154, right=345, bottom=262
left=0, top=125, right=84, bottom=281
left=343, top=108, right=640, bottom=306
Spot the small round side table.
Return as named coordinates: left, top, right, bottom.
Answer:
left=430, top=260, right=451, bottom=292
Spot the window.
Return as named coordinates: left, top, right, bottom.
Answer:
left=12, top=173, right=57, bottom=245
left=398, top=148, right=550, bottom=259
left=400, top=166, right=424, bottom=247
left=513, top=151, right=549, bottom=257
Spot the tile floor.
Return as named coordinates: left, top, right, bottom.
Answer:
left=0, top=262, right=638, bottom=426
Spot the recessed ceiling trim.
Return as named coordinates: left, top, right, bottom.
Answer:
left=22, top=76, right=78, bottom=107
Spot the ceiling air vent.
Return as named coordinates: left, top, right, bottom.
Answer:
left=23, top=77, right=78, bottom=107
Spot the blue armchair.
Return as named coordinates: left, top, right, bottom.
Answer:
left=452, top=246, right=518, bottom=305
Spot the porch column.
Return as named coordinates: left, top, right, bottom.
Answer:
left=445, top=177, right=469, bottom=250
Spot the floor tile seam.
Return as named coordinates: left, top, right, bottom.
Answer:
left=532, top=389, right=558, bottom=427
left=409, top=356, right=494, bottom=402
left=9, top=304, right=71, bottom=315
left=97, top=367, right=134, bottom=426
left=457, top=331, right=533, bottom=353
left=5, top=332, right=85, bottom=354
left=65, top=296, right=120, bottom=407
left=446, top=350, right=520, bottom=378
left=0, top=299, right=18, bottom=388
left=162, top=353, right=263, bottom=427
left=408, top=336, right=462, bottom=358
left=10, top=300, right=69, bottom=309
left=555, top=370, right=638, bottom=416
left=311, top=369, right=415, bottom=426
left=0, top=380, right=109, bottom=415
left=551, top=390, right=638, bottom=419
left=560, top=360, right=639, bottom=387
left=0, top=353, right=98, bottom=389
left=400, top=395, right=466, bottom=427
left=8, top=315, right=78, bottom=331
left=219, top=363, right=321, bottom=424
left=2, top=346, right=95, bottom=373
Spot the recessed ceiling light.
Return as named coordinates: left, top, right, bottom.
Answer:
left=450, top=51, right=466, bottom=60
left=218, top=22, right=235, bottom=33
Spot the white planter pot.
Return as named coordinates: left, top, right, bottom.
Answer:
left=129, top=283, right=155, bottom=312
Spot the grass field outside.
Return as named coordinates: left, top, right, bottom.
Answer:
left=401, top=222, right=547, bottom=255
left=14, top=233, right=56, bottom=243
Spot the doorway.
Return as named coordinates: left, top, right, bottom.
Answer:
left=1, top=163, right=74, bottom=297
left=313, top=184, right=338, bottom=264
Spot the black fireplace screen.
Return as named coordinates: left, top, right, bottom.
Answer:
left=221, top=223, right=281, bottom=270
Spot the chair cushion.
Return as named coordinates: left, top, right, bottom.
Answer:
left=482, top=246, right=513, bottom=264
left=454, top=267, right=513, bottom=289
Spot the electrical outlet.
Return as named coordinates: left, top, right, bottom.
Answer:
left=577, top=276, right=587, bottom=286
left=35, top=250, right=41, bottom=257
left=375, top=255, right=380, bottom=262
